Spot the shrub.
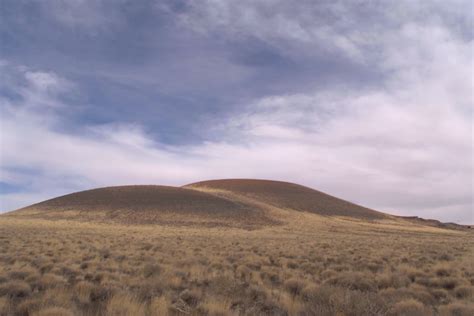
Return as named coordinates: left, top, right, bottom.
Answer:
left=376, top=272, right=410, bottom=289
left=301, top=284, right=321, bottom=302
left=379, top=288, right=413, bottom=305
left=324, top=272, right=376, bottom=292
left=0, top=297, right=11, bottom=315
left=16, top=298, right=41, bottom=315
left=98, top=248, right=111, bottom=259
left=439, top=254, right=453, bottom=261
left=320, top=269, right=337, bottom=280
left=0, top=280, right=31, bottom=299
left=236, top=265, right=252, bottom=281
left=150, top=296, right=170, bottom=316
left=439, top=278, right=458, bottom=290
left=36, top=273, right=65, bottom=291
left=245, top=285, right=267, bottom=302
left=80, top=262, right=88, bottom=270
left=454, top=286, right=473, bottom=299
left=407, top=286, right=435, bottom=305
left=170, top=298, right=192, bottom=315
left=8, top=267, right=36, bottom=280
left=199, top=298, right=229, bottom=316
left=89, top=284, right=113, bottom=303
left=142, top=263, right=162, bottom=278
left=439, top=303, right=474, bottom=316
left=402, top=267, right=427, bottom=283
left=39, top=264, right=53, bottom=274
left=41, top=287, right=75, bottom=309
left=132, top=280, right=163, bottom=301
left=284, top=278, right=305, bottom=297
left=179, top=289, right=201, bottom=307
left=106, top=293, right=146, bottom=316
left=430, top=289, right=451, bottom=304
left=301, top=285, right=388, bottom=316
left=254, top=299, right=287, bottom=316
left=32, top=307, right=75, bottom=316
left=74, top=281, right=96, bottom=305
left=287, top=261, right=298, bottom=269
left=434, top=263, right=453, bottom=277
left=260, top=271, right=280, bottom=286
left=388, top=299, right=430, bottom=316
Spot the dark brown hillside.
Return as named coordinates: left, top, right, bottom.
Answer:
left=10, top=185, right=275, bottom=228
left=8, top=179, right=392, bottom=227
left=185, top=179, right=388, bottom=220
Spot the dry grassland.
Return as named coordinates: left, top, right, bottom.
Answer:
left=0, top=211, right=473, bottom=316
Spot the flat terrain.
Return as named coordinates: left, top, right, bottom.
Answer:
left=1, top=180, right=473, bottom=315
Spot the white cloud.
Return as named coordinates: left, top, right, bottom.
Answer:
left=178, top=0, right=472, bottom=66
left=0, top=1, right=472, bottom=224
left=209, top=12, right=472, bottom=222
left=177, top=0, right=366, bottom=61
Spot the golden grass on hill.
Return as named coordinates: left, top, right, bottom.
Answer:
left=185, top=179, right=387, bottom=220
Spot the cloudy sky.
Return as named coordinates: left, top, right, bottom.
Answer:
left=0, top=0, right=472, bottom=223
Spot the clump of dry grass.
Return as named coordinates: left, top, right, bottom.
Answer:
left=0, top=280, right=31, bottom=299
left=198, top=297, right=229, bottom=316
left=33, top=306, right=75, bottom=316
left=388, top=299, right=431, bottom=316
left=149, top=296, right=170, bottom=316
left=16, top=297, right=41, bottom=315
left=284, top=278, right=305, bottom=297
left=0, top=297, right=11, bottom=315
left=324, top=271, right=376, bottom=292
left=454, top=285, right=473, bottom=299
left=74, top=281, right=97, bottom=305
left=439, top=302, right=474, bottom=316
left=142, top=263, right=162, bottom=278
left=106, top=293, right=146, bottom=316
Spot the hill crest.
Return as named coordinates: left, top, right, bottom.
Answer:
left=8, top=179, right=391, bottom=227
left=185, top=179, right=388, bottom=220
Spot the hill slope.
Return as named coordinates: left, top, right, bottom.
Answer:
left=185, top=179, right=388, bottom=220
left=8, top=179, right=391, bottom=227
left=10, top=185, right=275, bottom=228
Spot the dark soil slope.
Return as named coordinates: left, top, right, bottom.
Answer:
left=185, top=179, right=388, bottom=220
left=10, top=185, right=275, bottom=228
left=8, top=179, right=390, bottom=227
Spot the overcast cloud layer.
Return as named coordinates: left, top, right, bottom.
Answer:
left=0, top=0, right=472, bottom=223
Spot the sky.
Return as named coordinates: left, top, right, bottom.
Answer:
left=0, top=0, right=472, bottom=224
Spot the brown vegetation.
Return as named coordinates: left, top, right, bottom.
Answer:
left=1, top=180, right=473, bottom=315
left=1, top=214, right=472, bottom=315
left=10, top=185, right=277, bottom=229
left=185, top=179, right=388, bottom=220
left=11, top=180, right=394, bottom=229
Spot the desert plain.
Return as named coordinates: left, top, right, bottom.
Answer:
left=0, top=180, right=472, bottom=316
